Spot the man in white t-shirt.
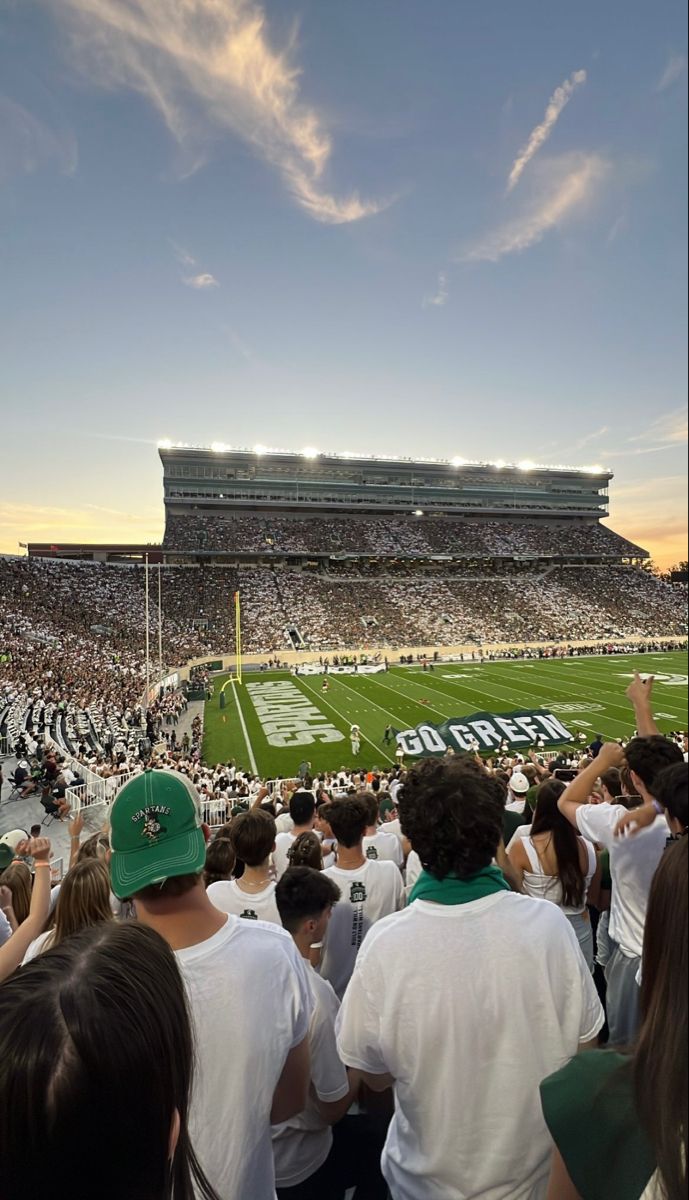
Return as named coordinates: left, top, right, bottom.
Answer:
left=274, top=792, right=317, bottom=879
left=321, top=797, right=404, bottom=999
left=336, top=758, right=603, bottom=1200
left=208, top=809, right=282, bottom=926
left=361, top=793, right=404, bottom=867
left=273, top=866, right=355, bottom=1196
left=110, top=770, right=312, bottom=1200
left=273, top=866, right=389, bottom=1200
left=558, top=736, right=682, bottom=1046
left=505, top=771, right=530, bottom=813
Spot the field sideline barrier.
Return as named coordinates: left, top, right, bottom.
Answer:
left=176, top=636, right=686, bottom=681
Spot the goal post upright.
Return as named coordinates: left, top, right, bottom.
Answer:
left=234, top=589, right=242, bottom=685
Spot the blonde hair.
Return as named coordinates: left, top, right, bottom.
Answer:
left=52, top=859, right=114, bottom=947
left=0, top=862, right=32, bottom=925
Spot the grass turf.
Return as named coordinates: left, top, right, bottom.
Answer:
left=201, top=651, right=688, bottom=778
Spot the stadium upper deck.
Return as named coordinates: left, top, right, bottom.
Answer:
left=25, top=445, right=647, bottom=563
left=159, top=444, right=611, bottom=518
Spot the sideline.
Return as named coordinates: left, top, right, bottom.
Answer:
left=232, top=684, right=259, bottom=775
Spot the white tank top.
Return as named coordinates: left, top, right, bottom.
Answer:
left=522, top=835, right=596, bottom=915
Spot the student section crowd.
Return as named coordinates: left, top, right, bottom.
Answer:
left=0, top=672, right=686, bottom=1200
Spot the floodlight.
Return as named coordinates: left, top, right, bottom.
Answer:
left=302, top=447, right=320, bottom=459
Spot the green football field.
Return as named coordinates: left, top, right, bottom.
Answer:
left=202, top=651, right=688, bottom=779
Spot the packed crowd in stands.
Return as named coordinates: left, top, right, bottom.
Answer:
left=163, top=511, right=647, bottom=559
left=0, top=672, right=686, bottom=1199
left=1, top=553, right=686, bottom=757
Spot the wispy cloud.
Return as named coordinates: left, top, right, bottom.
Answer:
left=183, top=272, right=219, bottom=290
left=574, top=425, right=610, bottom=450
left=0, top=95, right=77, bottom=183
left=461, top=152, right=609, bottom=263
left=422, top=272, right=449, bottom=309
left=54, top=0, right=388, bottom=224
left=599, top=409, right=688, bottom=459
left=507, top=69, right=587, bottom=192
left=627, top=409, right=688, bottom=447
left=656, top=52, right=688, bottom=92
left=171, top=242, right=197, bottom=270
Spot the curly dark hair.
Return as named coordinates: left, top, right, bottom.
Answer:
left=625, top=736, right=683, bottom=794
left=398, top=759, right=505, bottom=880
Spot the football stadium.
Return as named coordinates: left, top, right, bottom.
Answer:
left=2, top=443, right=687, bottom=783
left=1, top=442, right=687, bottom=1200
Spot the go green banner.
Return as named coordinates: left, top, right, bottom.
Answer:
left=394, top=709, right=574, bottom=757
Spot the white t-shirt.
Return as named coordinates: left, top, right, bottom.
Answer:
left=382, top=817, right=405, bottom=846
left=274, top=831, right=297, bottom=878
left=272, top=965, right=349, bottom=1187
left=176, top=916, right=312, bottom=1200
left=321, top=860, right=405, bottom=999
left=336, top=893, right=604, bottom=1200
left=275, top=813, right=294, bottom=835
left=0, top=910, right=12, bottom=948
left=363, top=831, right=404, bottom=867
left=22, top=929, right=56, bottom=963
left=404, top=849, right=423, bottom=898
left=207, top=878, right=282, bottom=927
left=574, top=803, right=667, bottom=959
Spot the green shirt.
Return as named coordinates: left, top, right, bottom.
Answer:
left=540, top=1051, right=655, bottom=1200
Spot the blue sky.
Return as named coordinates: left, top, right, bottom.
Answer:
left=0, top=0, right=686, bottom=565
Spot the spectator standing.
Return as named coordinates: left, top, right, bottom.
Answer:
left=337, top=760, right=603, bottom=1200
left=508, top=780, right=599, bottom=971
left=109, top=771, right=312, bottom=1200
left=321, top=797, right=404, bottom=999
left=540, top=836, right=687, bottom=1200
left=274, top=792, right=317, bottom=879
left=273, top=867, right=356, bottom=1198
left=0, top=922, right=221, bottom=1200
left=208, top=809, right=281, bottom=926
left=558, top=737, right=681, bottom=1045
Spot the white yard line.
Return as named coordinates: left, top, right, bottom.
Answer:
left=232, top=684, right=259, bottom=775
left=296, top=677, right=397, bottom=766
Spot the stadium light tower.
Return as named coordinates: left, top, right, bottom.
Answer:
left=302, top=447, right=320, bottom=458
left=518, top=460, right=536, bottom=471
left=450, top=456, right=467, bottom=467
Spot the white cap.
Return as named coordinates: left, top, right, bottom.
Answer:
left=509, top=772, right=530, bottom=795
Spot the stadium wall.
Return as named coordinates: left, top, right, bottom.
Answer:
left=175, top=634, right=682, bottom=680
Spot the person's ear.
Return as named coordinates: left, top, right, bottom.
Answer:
left=169, top=1109, right=181, bottom=1161
left=202, top=823, right=211, bottom=844
left=630, top=770, right=644, bottom=794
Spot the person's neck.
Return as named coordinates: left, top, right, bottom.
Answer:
left=293, top=930, right=313, bottom=960
left=136, top=885, right=227, bottom=952
left=238, top=862, right=272, bottom=890
left=337, top=844, right=366, bottom=870
left=293, top=823, right=313, bottom=837
left=364, top=825, right=377, bottom=837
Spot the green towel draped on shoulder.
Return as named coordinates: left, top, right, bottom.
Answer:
left=409, top=866, right=510, bottom=906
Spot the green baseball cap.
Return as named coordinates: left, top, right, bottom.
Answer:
left=109, top=770, right=206, bottom=899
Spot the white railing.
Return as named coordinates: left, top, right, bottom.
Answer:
left=65, top=767, right=138, bottom=817
left=50, top=857, right=65, bottom=884
left=200, top=797, right=230, bottom=830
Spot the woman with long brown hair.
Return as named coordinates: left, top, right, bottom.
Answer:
left=22, top=858, right=114, bottom=963
left=540, top=835, right=688, bottom=1199
left=508, top=779, right=599, bottom=970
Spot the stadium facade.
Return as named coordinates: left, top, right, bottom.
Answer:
left=27, top=445, right=647, bottom=565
